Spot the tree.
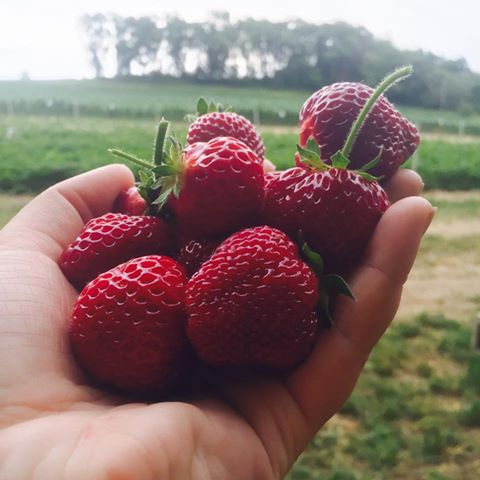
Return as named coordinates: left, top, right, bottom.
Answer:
left=112, top=15, right=160, bottom=77
left=81, top=14, right=110, bottom=78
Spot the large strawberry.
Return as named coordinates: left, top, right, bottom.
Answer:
left=110, top=122, right=265, bottom=239
left=299, top=67, right=419, bottom=180
left=70, top=255, right=190, bottom=395
left=263, top=164, right=390, bottom=273
left=186, top=98, right=265, bottom=160
left=59, top=213, right=172, bottom=289
left=186, top=226, right=320, bottom=370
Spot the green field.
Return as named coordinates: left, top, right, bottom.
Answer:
left=0, top=115, right=479, bottom=193
left=2, top=79, right=480, bottom=134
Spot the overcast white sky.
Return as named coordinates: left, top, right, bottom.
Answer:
left=1, top=0, right=478, bottom=79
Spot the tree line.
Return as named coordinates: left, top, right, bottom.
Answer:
left=82, top=12, right=480, bottom=112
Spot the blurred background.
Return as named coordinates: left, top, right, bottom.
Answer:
left=1, top=1, right=480, bottom=478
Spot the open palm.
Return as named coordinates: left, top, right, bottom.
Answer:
left=0, top=165, right=432, bottom=480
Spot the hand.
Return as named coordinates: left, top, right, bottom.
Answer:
left=0, top=165, right=433, bottom=479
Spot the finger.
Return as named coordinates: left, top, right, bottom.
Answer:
left=286, top=196, right=434, bottom=431
left=384, top=169, right=424, bottom=203
left=0, top=165, right=134, bottom=260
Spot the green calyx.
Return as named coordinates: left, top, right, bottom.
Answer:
left=298, top=65, right=413, bottom=181
left=299, top=233, right=355, bottom=326
left=109, top=118, right=184, bottom=215
left=184, top=96, right=232, bottom=123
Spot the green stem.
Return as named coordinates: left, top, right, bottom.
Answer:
left=108, top=149, right=154, bottom=169
left=153, top=119, right=169, bottom=165
left=341, top=65, right=413, bottom=158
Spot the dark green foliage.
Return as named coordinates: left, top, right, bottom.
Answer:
left=462, top=354, right=480, bottom=393
left=416, top=313, right=463, bottom=331
left=459, top=398, right=480, bottom=427
left=420, top=417, right=459, bottom=462
left=437, top=328, right=471, bottom=362
left=347, top=423, right=404, bottom=468
left=326, top=469, right=358, bottom=480
left=428, top=376, right=461, bottom=395
left=417, top=363, right=433, bottom=378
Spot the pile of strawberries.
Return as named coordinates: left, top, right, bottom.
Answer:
left=59, top=67, right=420, bottom=397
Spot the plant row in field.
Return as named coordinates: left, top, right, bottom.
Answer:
left=0, top=118, right=479, bottom=192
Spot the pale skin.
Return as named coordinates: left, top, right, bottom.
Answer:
left=0, top=165, right=433, bottom=480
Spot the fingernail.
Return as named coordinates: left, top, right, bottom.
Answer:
left=422, top=207, right=436, bottom=234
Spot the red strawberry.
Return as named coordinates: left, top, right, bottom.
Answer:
left=186, top=226, right=320, bottom=370
left=166, top=137, right=265, bottom=237
left=176, top=238, right=219, bottom=277
left=187, top=98, right=265, bottom=160
left=299, top=79, right=419, bottom=180
left=70, top=255, right=190, bottom=395
left=59, top=213, right=172, bottom=289
left=214, top=225, right=297, bottom=258
left=112, top=187, right=147, bottom=216
left=263, top=165, right=389, bottom=273
left=110, top=123, right=265, bottom=239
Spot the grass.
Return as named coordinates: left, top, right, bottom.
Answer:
left=287, top=313, right=480, bottom=479
left=1, top=115, right=480, bottom=193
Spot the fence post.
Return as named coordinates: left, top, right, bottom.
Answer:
left=458, top=119, right=465, bottom=137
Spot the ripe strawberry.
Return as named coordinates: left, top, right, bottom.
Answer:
left=176, top=238, right=219, bottom=277
left=299, top=76, right=419, bottom=180
left=59, top=213, right=172, bottom=289
left=70, top=255, right=190, bottom=395
left=186, top=226, right=320, bottom=370
left=110, top=122, right=265, bottom=239
left=263, top=165, right=390, bottom=273
left=112, top=187, right=147, bottom=216
left=187, top=98, right=265, bottom=160
left=167, top=137, right=264, bottom=237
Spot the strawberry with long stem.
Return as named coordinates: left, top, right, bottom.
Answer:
left=299, top=65, right=419, bottom=180
left=110, top=120, right=265, bottom=238
left=265, top=67, right=411, bottom=277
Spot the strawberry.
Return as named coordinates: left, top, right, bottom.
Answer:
left=299, top=69, right=419, bottom=180
left=59, top=213, right=172, bottom=289
left=110, top=124, right=265, bottom=239
left=186, top=226, right=320, bottom=370
left=167, top=137, right=264, bottom=237
left=263, top=165, right=390, bottom=273
left=187, top=98, right=265, bottom=160
left=112, top=187, right=147, bottom=216
left=70, top=255, right=190, bottom=395
left=176, top=238, right=219, bottom=277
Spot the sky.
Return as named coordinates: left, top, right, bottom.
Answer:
left=1, top=0, right=479, bottom=79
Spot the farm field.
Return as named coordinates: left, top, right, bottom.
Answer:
left=1, top=115, right=480, bottom=193
left=2, top=79, right=480, bottom=134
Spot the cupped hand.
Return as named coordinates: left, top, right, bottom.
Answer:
left=0, top=166, right=433, bottom=480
